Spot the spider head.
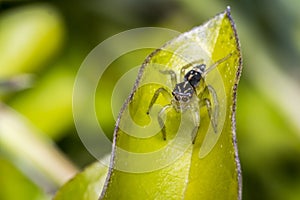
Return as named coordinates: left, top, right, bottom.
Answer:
left=172, top=81, right=194, bottom=111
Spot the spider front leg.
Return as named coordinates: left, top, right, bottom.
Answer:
left=199, top=85, right=219, bottom=133
left=191, top=108, right=200, bottom=143
left=146, top=87, right=172, bottom=140
left=146, top=87, right=171, bottom=114
left=158, top=104, right=172, bottom=140
left=159, top=69, right=177, bottom=87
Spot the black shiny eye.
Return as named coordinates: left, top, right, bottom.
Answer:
left=173, top=93, right=179, bottom=101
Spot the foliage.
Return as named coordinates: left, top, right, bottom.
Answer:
left=0, top=0, right=300, bottom=200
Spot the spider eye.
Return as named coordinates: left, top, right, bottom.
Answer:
left=182, top=97, right=188, bottom=102
left=173, top=94, right=179, bottom=101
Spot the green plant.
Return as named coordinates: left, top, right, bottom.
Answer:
left=54, top=8, right=242, bottom=200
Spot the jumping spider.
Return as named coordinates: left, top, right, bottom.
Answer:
left=146, top=54, right=232, bottom=143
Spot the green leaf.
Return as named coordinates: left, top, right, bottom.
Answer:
left=53, top=157, right=109, bottom=200
left=100, top=7, right=242, bottom=200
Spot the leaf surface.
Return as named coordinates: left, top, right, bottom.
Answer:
left=54, top=159, right=109, bottom=200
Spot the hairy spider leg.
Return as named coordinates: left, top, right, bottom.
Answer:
left=202, top=53, right=233, bottom=77
left=198, top=84, right=219, bottom=134
left=147, top=69, right=181, bottom=140
left=191, top=106, right=200, bottom=143
left=150, top=97, right=200, bottom=141
left=146, top=87, right=173, bottom=140
left=146, top=87, right=171, bottom=115
left=159, top=70, right=177, bottom=87
left=207, top=85, right=219, bottom=131
left=157, top=104, right=172, bottom=140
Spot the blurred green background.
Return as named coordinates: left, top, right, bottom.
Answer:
left=0, top=0, right=300, bottom=200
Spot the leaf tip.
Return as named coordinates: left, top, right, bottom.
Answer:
left=226, top=5, right=231, bottom=13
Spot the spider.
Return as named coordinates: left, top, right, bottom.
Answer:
left=146, top=54, right=232, bottom=143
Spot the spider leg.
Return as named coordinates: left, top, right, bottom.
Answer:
left=158, top=104, right=172, bottom=140
left=191, top=108, right=200, bottom=144
left=146, top=87, right=172, bottom=115
left=159, top=70, right=177, bottom=87
left=199, top=85, right=219, bottom=133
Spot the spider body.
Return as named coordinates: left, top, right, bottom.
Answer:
left=146, top=55, right=231, bottom=142
left=171, top=81, right=195, bottom=111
